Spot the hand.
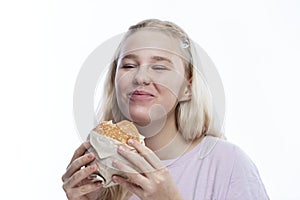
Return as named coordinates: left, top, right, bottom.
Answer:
left=62, top=142, right=103, bottom=200
left=112, top=139, right=183, bottom=200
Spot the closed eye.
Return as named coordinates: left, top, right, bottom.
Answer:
left=151, top=65, right=169, bottom=70
left=121, top=64, right=136, bottom=69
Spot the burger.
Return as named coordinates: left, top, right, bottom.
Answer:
left=87, top=120, right=144, bottom=187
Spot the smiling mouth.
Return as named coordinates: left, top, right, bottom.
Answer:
left=129, top=90, right=155, bottom=100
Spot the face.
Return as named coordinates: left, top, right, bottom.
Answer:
left=114, top=30, right=191, bottom=126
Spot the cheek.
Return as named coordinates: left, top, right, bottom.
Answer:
left=115, top=71, right=135, bottom=119
left=115, top=75, right=129, bottom=102
left=115, top=71, right=133, bottom=94
left=158, top=86, right=179, bottom=109
left=154, top=71, right=187, bottom=98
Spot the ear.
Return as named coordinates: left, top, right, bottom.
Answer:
left=178, top=83, right=192, bottom=102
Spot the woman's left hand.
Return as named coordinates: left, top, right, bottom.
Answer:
left=111, top=139, right=183, bottom=200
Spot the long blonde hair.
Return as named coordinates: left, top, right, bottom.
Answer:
left=97, top=19, right=222, bottom=200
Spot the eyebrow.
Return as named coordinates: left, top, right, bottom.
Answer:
left=120, top=54, right=173, bottom=65
left=121, top=54, right=138, bottom=60
left=150, top=56, right=173, bottom=64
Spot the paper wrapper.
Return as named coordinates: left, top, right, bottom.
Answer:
left=87, top=130, right=145, bottom=188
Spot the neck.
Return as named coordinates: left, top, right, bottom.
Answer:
left=138, top=114, right=202, bottom=160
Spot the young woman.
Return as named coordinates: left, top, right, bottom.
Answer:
left=62, top=19, right=269, bottom=200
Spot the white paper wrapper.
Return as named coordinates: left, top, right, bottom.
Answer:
left=87, top=130, right=145, bottom=188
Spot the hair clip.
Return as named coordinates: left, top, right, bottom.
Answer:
left=181, top=38, right=190, bottom=48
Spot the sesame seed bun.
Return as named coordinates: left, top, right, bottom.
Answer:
left=93, top=120, right=141, bottom=144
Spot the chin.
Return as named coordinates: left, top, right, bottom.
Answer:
left=129, top=113, right=151, bottom=126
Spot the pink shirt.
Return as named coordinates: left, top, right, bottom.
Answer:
left=129, top=136, right=269, bottom=200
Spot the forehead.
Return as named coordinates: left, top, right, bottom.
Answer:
left=119, top=48, right=181, bottom=64
left=120, top=30, right=185, bottom=59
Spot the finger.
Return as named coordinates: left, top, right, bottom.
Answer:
left=66, top=163, right=98, bottom=188
left=62, top=152, right=95, bottom=182
left=112, top=176, right=144, bottom=198
left=74, top=182, right=103, bottom=197
left=128, top=139, right=164, bottom=169
left=64, top=182, right=102, bottom=199
left=112, top=159, right=150, bottom=190
left=117, top=145, right=154, bottom=174
left=68, top=141, right=91, bottom=168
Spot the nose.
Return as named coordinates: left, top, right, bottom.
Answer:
left=133, top=66, right=151, bottom=85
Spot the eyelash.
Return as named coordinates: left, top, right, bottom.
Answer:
left=121, top=64, right=169, bottom=71
left=121, top=64, right=136, bottom=69
left=151, top=65, right=168, bottom=70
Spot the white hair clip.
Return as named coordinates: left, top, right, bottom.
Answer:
left=181, top=38, right=190, bottom=48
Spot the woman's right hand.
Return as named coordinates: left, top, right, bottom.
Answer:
left=62, top=142, right=103, bottom=200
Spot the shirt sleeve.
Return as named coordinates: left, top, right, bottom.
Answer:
left=225, top=146, right=270, bottom=200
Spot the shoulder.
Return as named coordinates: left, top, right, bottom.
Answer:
left=201, top=137, right=270, bottom=199
left=200, top=136, right=261, bottom=173
left=199, top=135, right=243, bottom=160
left=198, top=136, right=265, bottom=181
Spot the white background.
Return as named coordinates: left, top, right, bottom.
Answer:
left=0, top=0, right=299, bottom=199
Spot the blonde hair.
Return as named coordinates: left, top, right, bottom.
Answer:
left=96, top=19, right=222, bottom=199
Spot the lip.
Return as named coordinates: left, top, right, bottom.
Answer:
left=129, top=89, right=155, bottom=100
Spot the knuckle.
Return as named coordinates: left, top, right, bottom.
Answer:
left=79, top=185, right=88, bottom=194
left=72, top=172, right=81, bottom=182
left=74, top=148, right=82, bottom=157
left=143, top=191, right=154, bottom=199
left=61, top=174, right=66, bottom=182
left=154, top=178, right=162, bottom=185
left=131, top=172, right=140, bottom=180
left=66, top=190, right=74, bottom=199
left=75, top=154, right=91, bottom=167
left=71, top=161, right=80, bottom=171
left=73, top=167, right=90, bottom=182
left=62, top=182, right=69, bottom=192
left=159, top=167, right=169, bottom=174
left=126, top=173, right=138, bottom=184
left=127, top=152, right=137, bottom=161
left=74, top=157, right=87, bottom=169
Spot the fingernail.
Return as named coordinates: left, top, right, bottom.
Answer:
left=118, top=145, right=125, bottom=152
left=128, top=139, right=134, bottom=145
left=90, top=164, right=97, bottom=170
left=87, top=153, right=94, bottom=159
left=95, top=182, right=102, bottom=187
left=112, top=176, right=119, bottom=183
